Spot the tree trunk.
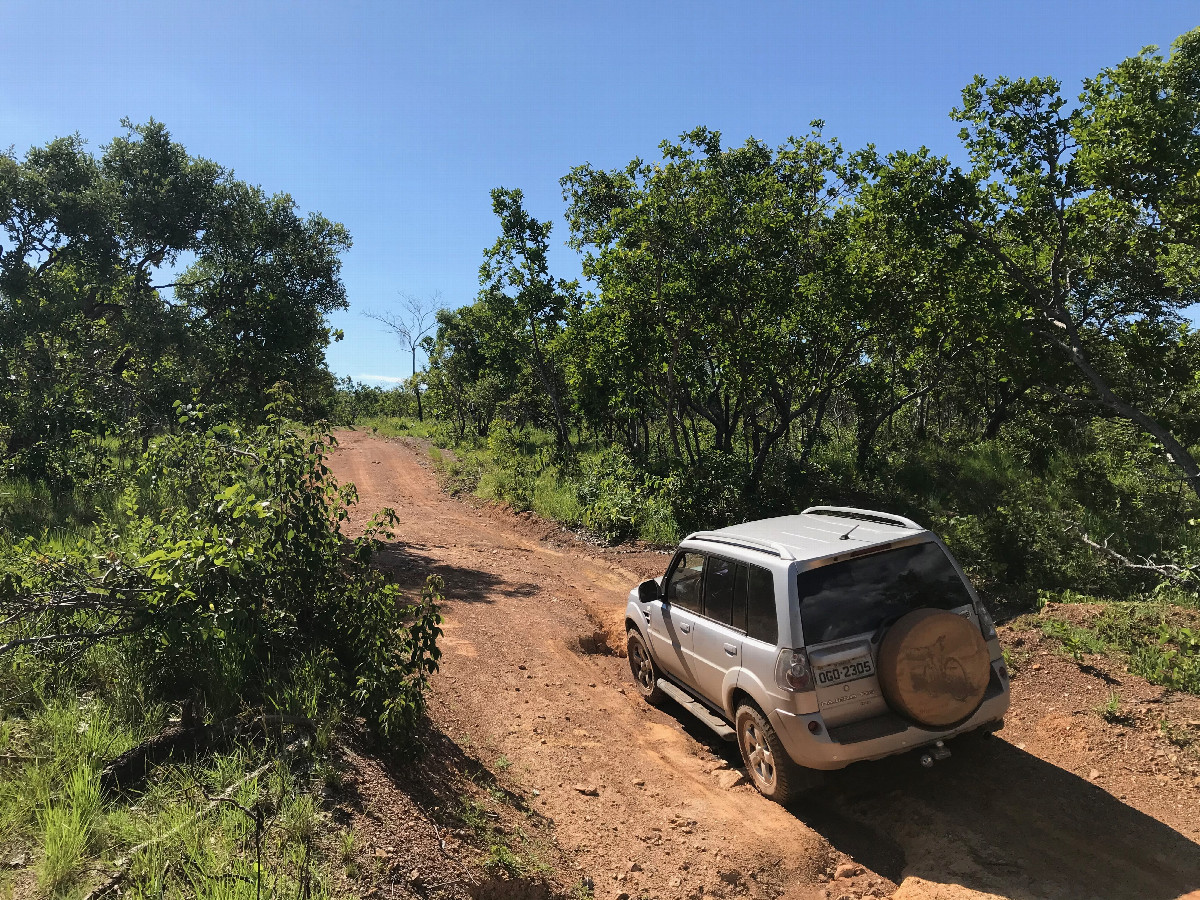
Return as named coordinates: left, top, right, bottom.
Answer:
left=665, top=335, right=683, bottom=461
left=856, top=384, right=936, bottom=467
left=526, top=316, right=569, bottom=451
left=411, top=345, right=424, bottom=421
left=799, top=391, right=831, bottom=467
left=1059, top=330, right=1200, bottom=501
left=982, top=384, right=1028, bottom=440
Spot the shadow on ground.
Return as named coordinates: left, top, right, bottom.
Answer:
left=811, top=733, right=1199, bottom=899
left=374, top=541, right=540, bottom=603
left=653, top=697, right=1200, bottom=900
left=330, top=722, right=569, bottom=900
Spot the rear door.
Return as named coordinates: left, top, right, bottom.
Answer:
left=647, top=551, right=704, bottom=687
left=689, top=555, right=742, bottom=708
left=798, top=541, right=979, bottom=726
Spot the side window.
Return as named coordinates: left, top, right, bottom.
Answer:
left=703, top=556, right=736, bottom=626
left=731, top=564, right=749, bottom=632
left=666, top=551, right=705, bottom=613
left=744, top=564, right=778, bottom=644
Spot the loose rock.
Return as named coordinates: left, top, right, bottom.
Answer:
left=716, top=769, right=747, bottom=790
left=834, top=861, right=864, bottom=879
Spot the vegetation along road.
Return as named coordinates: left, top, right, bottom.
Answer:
left=331, top=430, right=1200, bottom=900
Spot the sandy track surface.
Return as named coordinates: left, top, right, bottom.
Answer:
left=329, top=431, right=1200, bottom=900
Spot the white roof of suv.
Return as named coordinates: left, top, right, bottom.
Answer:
left=685, top=506, right=926, bottom=562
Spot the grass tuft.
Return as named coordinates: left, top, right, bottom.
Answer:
left=37, top=764, right=100, bottom=894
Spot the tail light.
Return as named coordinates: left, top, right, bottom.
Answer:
left=775, top=648, right=815, bottom=693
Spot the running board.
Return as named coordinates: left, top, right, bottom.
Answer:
left=656, top=679, right=736, bottom=741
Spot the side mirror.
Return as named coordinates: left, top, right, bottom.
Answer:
left=638, top=579, right=661, bottom=603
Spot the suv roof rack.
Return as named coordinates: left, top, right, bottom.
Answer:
left=686, top=532, right=796, bottom=561
left=800, top=506, right=922, bottom=531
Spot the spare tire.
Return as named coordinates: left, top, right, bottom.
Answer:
left=877, top=608, right=991, bottom=727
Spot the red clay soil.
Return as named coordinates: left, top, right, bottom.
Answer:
left=329, top=431, right=1200, bottom=900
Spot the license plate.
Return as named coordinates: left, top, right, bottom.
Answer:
left=815, top=655, right=875, bottom=687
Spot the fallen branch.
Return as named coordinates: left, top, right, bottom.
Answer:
left=100, top=713, right=315, bottom=796
left=83, top=733, right=311, bottom=900
left=1070, top=526, right=1199, bottom=586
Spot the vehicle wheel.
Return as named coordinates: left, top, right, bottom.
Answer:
left=735, top=704, right=808, bottom=804
left=626, top=629, right=665, bottom=706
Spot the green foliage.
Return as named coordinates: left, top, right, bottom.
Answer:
left=1097, top=690, right=1124, bottom=723
left=1, top=393, right=442, bottom=739
left=481, top=425, right=541, bottom=511
left=430, top=446, right=486, bottom=497
left=0, top=119, right=350, bottom=488
left=21, top=721, right=346, bottom=898
left=575, top=446, right=677, bottom=544
left=1041, top=619, right=1107, bottom=661
left=1038, top=589, right=1200, bottom=693
left=1095, top=604, right=1200, bottom=693
left=410, top=29, right=1200, bottom=628
left=328, top=379, right=415, bottom=423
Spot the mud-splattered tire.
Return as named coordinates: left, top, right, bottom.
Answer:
left=735, top=704, right=812, bottom=804
left=626, top=629, right=665, bottom=706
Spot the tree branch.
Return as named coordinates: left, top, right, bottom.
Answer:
left=1069, top=525, right=1198, bottom=586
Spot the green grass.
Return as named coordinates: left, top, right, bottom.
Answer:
left=1096, top=689, right=1123, bottom=723
left=1038, top=591, right=1200, bottom=694
left=37, top=765, right=101, bottom=893
left=456, top=790, right=551, bottom=880
left=0, top=689, right=355, bottom=899
left=1041, top=619, right=1107, bottom=660
left=348, top=415, right=445, bottom=442
left=0, top=697, right=138, bottom=896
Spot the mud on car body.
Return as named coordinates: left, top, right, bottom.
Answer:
left=625, top=507, right=1010, bottom=802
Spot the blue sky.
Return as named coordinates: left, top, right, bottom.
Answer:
left=2, top=1, right=1197, bottom=383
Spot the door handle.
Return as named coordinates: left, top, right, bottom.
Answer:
left=679, top=623, right=692, bottom=634
left=723, top=643, right=738, bottom=656
left=642, top=610, right=651, bottom=623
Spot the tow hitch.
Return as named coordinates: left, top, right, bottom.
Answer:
left=919, top=740, right=951, bottom=768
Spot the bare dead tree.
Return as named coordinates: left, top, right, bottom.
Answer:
left=362, top=291, right=442, bottom=421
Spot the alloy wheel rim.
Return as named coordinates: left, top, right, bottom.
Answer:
left=631, top=641, right=654, bottom=690
left=742, top=720, right=775, bottom=787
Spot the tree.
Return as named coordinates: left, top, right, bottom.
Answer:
left=363, top=292, right=441, bottom=420
left=173, top=180, right=350, bottom=419
left=478, top=188, right=577, bottom=450
left=562, top=126, right=889, bottom=489
left=0, top=120, right=352, bottom=478
left=423, top=304, right=513, bottom=439
left=867, top=30, right=1200, bottom=500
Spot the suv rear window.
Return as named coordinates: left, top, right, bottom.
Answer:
left=797, top=542, right=973, bottom=645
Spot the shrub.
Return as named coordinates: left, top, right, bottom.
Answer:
left=480, top=424, right=539, bottom=511
left=0, top=391, right=442, bottom=740
left=575, top=446, right=677, bottom=543
left=665, top=449, right=748, bottom=533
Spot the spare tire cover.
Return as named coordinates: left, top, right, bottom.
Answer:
left=877, top=608, right=991, bottom=727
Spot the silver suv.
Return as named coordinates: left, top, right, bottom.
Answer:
left=624, top=507, right=1010, bottom=802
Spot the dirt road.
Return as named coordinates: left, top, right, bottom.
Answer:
left=330, top=431, right=1200, bottom=900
